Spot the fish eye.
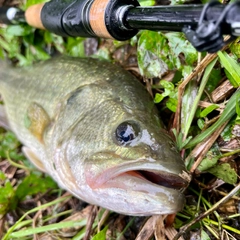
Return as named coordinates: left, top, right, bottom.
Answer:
left=115, top=121, right=140, bottom=145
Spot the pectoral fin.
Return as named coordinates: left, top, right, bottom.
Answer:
left=22, top=146, right=47, bottom=173
left=24, top=102, right=50, bottom=143
left=0, top=105, right=11, bottom=130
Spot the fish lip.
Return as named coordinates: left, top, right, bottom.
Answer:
left=86, top=162, right=190, bottom=192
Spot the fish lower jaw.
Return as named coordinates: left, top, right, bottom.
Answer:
left=90, top=173, right=186, bottom=215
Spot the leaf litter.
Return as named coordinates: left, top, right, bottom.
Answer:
left=0, top=0, right=240, bottom=239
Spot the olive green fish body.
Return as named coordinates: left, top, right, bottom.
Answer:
left=0, top=57, right=190, bottom=215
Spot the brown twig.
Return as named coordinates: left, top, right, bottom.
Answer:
left=97, top=209, right=110, bottom=232
left=83, top=205, right=98, bottom=240
left=32, top=201, right=42, bottom=240
left=135, top=216, right=155, bottom=240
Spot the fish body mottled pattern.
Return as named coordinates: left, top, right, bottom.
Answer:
left=0, top=57, right=190, bottom=215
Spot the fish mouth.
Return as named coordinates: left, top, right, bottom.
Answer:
left=84, top=161, right=190, bottom=215
left=126, top=170, right=188, bottom=190
left=86, top=166, right=189, bottom=193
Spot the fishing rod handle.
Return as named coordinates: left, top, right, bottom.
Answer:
left=25, top=4, right=45, bottom=29
left=25, top=0, right=139, bottom=40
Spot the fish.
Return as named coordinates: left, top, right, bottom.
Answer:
left=0, top=56, right=190, bottom=216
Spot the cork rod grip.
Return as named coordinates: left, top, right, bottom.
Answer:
left=89, top=0, right=112, bottom=39
left=25, top=3, right=45, bottom=29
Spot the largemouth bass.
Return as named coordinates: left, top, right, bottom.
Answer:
left=0, top=57, right=190, bottom=215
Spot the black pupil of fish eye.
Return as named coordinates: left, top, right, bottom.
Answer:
left=116, top=122, right=138, bottom=144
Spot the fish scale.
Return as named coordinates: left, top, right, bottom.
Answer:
left=0, top=56, right=190, bottom=216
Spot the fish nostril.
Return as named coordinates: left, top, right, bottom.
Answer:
left=148, top=144, right=166, bottom=159
left=150, top=143, right=160, bottom=151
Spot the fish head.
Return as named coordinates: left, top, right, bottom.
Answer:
left=83, top=114, right=191, bottom=215
left=46, top=78, right=190, bottom=216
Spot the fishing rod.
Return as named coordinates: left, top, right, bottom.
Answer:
left=0, top=0, right=240, bottom=52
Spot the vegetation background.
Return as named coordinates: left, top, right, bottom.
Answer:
left=0, top=0, right=239, bottom=239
